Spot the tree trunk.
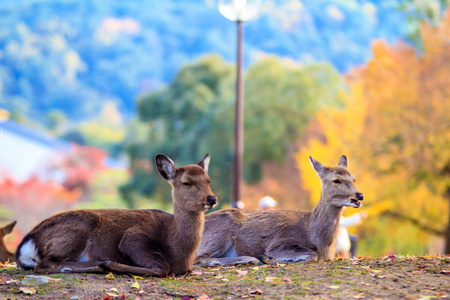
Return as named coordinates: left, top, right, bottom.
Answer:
left=444, top=188, right=450, bottom=254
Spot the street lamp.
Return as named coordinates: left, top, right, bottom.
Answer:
left=217, top=0, right=261, bottom=209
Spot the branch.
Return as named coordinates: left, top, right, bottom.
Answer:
left=383, top=210, right=446, bottom=237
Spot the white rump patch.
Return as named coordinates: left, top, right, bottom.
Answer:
left=18, top=239, right=39, bottom=268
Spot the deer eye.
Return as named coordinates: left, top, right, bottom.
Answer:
left=183, top=182, right=192, bottom=186
left=333, top=179, right=342, bottom=184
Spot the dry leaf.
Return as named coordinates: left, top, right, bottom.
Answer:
left=19, top=287, right=36, bottom=295
left=131, top=281, right=140, bottom=289
left=191, top=270, right=203, bottom=275
left=236, top=270, right=248, bottom=276
left=105, top=273, right=115, bottom=280
left=353, top=293, right=365, bottom=299
left=328, top=285, right=340, bottom=289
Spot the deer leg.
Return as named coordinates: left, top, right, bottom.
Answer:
left=35, top=260, right=106, bottom=274
left=195, top=255, right=261, bottom=267
left=101, top=261, right=169, bottom=277
left=266, top=241, right=318, bottom=263
left=117, top=228, right=170, bottom=277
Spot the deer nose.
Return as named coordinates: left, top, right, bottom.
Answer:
left=356, top=193, right=364, bottom=201
left=207, top=196, right=217, bottom=206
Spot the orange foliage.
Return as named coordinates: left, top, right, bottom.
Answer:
left=295, top=12, right=450, bottom=255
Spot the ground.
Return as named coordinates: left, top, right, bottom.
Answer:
left=0, top=255, right=448, bottom=299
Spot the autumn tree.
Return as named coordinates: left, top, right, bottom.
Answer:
left=296, top=11, right=450, bottom=255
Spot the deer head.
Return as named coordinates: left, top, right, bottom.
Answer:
left=310, top=155, right=364, bottom=208
left=156, top=154, right=217, bottom=213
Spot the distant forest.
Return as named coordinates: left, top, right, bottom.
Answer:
left=0, top=0, right=411, bottom=122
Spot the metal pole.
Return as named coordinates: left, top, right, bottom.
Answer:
left=232, top=20, right=244, bottom=208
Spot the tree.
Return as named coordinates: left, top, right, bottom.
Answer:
left=295, top=11, right=450, bottom=255
left=123, top=55, right=345, bottom=208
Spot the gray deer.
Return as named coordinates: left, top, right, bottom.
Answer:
left=195, top=155, right=363, bottom=266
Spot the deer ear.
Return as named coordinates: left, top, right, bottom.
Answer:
left=309, top=156, right=324, bottom=175
left=198, top=154, right=210, bottom=174
left=1, top=221, right=16, bottom=236
left=155, top=154, right=176, bottom=181
left=338, top=155, right=348, bottom=168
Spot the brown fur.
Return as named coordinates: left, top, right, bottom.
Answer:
left=195, top=155, right=363, bottom=266
left=16, top=154, right=217, bottom=276
left=0, top=221, right=16, bottom=263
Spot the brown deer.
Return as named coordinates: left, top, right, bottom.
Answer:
left=16, top=154, right=217, bottom=276
left=195, top=155, right=363, bottom=266
left=0, top=221, right=17, bottom=263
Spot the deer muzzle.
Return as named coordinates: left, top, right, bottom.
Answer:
left=205, top=196, right=217, bottom=209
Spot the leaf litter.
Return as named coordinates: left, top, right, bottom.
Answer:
left=0, top=255, right=448, bottom=299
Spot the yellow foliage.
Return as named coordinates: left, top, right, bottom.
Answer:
left=295, top=12, right=450, bottom=255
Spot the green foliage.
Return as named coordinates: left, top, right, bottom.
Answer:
left=123, top=55, right=344, bottom=207
left=397, top=0, right=450, bottom=46
left=45, top=109, right=67, bottom=134
left=244, top=57, right=344, bottom=182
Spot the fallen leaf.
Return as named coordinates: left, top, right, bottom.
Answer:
left=106, top=293, right=119, bottom=297
left=192, top=270, right=203, bottom=275
left=19, top=287, right=36, bottom=295
left=328, top=285, right=340, bottom=289
left=196, top=294, right=211, bottom=300
left=265, top=276, right=275, bottom=282
left=105, top=273, right=115, bottom=280
left=353, top=293, right=365, bottom=299
left=131, top=280, right=140, bottom=289
left=5, top=279, right=20, bottom=284
left=110, top=288, right=120, bottom=293
left=236, top=269, right=248, bottom=276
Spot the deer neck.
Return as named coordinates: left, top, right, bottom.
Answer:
left=309, top=194, right=343, bottom=248
left=170, top=204, right=205, bottom=254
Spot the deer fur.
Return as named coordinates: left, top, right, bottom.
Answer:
left=195, top=155, right=363, bottom=266
left=0, top=221, right=16, bottom=263
left=16, top=154, right=217, bottom=276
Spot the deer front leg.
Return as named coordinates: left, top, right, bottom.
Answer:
left=117, top=228, right=170, bottom=277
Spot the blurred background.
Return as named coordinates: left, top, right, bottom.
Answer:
left=0, top=0, right=449, bottom=258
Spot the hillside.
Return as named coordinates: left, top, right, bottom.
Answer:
left=0, top=0, right=409, bottom=121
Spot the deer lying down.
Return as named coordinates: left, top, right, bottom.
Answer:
left=16, top=154, right=217, bottom=277
left=195, top=155, right=363, bottom=266
left=0, top=221, right=17, bottom=263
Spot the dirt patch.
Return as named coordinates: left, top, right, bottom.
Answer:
left=0, top=255, right=448, bottom=299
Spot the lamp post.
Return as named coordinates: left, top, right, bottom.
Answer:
left=217, top=0, right=261, bottom=208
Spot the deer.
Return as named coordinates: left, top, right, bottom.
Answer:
left=15, top=154, right=217, bottom=277
left=0, top=220, right=17, bottom=263
left=195, top=155, right=363, bottom=266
